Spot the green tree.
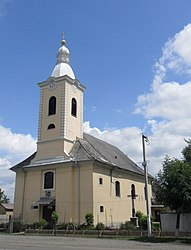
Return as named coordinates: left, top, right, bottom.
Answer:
left=0, top=189, right=9, bottom=204
left=182, top=139, right=191, bottom=163
left=155, top=152, right=191, bottom=236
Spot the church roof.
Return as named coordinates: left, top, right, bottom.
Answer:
left=71, top=133, right=144, bottom=175
left=0, top=203, right=14, bottom=211
left=11, top=133, right=144, bottom=176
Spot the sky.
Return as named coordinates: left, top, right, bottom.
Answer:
left=1, top=0, right=191, bottom=201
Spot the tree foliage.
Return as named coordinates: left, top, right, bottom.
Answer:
left=155, top=156, right=191, bottom=213
left=0, top=189, right=9, bottom=204
left=154, top=140, right=191, bottom=233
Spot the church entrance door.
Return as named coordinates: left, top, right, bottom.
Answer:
left=42, top=205, right=55, bottom=223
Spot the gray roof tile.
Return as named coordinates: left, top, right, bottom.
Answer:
left=11, top=133, right=144, bottom=176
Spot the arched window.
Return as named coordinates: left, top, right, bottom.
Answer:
left=115, top=181, right=121, bottom=197
left=48, top=96, right=56, bottom=115
left=99, top=177, right=103, bottom=185
left=100, top=206, right=104, bottom=212
left=47, top=124, right=55, bottom=130
left=44, top=171, right=54, bottom=189
left=71, top=98, right=77, bottom=117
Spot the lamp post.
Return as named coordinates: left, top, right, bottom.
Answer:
left=142, top=134, right=152, bottom=237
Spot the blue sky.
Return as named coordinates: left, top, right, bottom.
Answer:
left=1, top=0, right=191, bottom=200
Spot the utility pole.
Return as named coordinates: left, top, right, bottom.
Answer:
left=142, top=134, right=152, bottom=237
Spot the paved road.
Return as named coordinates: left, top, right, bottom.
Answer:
left=0, top=235, right=190, bottom=250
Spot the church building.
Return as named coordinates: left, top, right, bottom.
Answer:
left=11, top=36, right=152, bottom=227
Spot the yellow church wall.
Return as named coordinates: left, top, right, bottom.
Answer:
left=55, top=161, right=93, bottom=224
left=65, top=82, right=83, bottom=141
left=24, top=169, right=42, bottom=223
left=13, top=171, right=25, bottom=219
left=35, top=140, right=65, bottom=161
left=13, top=162, right=94, bottom=225
left=13, top=161, right=152, bottom=227
left=92, top=164, right=152, bottom=227
left=40, top=84, right=62, bottom=142
left=13, top=169, right=41, bottom=223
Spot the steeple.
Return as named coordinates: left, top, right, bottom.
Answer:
left=51, top=33, right=75, bottom=79
left=34, top=34, right=85, bottom=162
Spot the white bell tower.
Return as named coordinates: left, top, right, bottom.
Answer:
left=35, top=35, right=85, bottom=162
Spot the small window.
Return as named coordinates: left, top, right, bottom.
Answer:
left=115, top=181, right=121, bottom=197
left=49, top=96, right=56, bottom=115
left=100, top=206, right=104, bottom=212
left=99, top=177, right=103, bottom=185
left=44, top=171, right=54, bottom=189
left=48, top=124, right=55, bottom=130
left=71, top=98, right=77, bottom=117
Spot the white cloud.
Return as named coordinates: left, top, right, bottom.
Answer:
left=0, top=125, right=36, bottom=202
left=0, top=157, right=15, bottom=202
left=135, top=24, right=191, bottom=120
left=84, top=121, right=144, bottom=168
left=84, top=24, right=191, bottom=177
left=134, top=81, right=191, bottom=120
left=132, top=23, right=191, bottom=173
left=84, top=121, right=189, bottom=176
left=0, top=125, right=36, bottom=155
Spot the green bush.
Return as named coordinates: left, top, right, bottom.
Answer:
left=51, top=211, right=59, bottom=223
left=31, top=221, right=40, bottom=229
left=66, top=222, right=77, bottom=230
left=38, top=219, right=47, bottom=229
left=57, top=222, right=67, bottom=230
left=136, top=210, right=147, bottom=230
left=120, top=221, right=134, bottom=230
left=96, top=222, right=105, bottom=230
left=140, top=215, right=147, bottom=230
left=152, top=222, right=160, bottom=231
left=85, top=212, right=94, bottom=228
left=13, top=220, right=23, bottom=232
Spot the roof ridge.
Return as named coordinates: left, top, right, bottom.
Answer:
left=77, top=138, right=95, bottom=159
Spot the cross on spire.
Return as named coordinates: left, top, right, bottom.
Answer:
left=61, top=32, right=66, bottom=46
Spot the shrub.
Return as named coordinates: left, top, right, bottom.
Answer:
left=96, top=222, right=105, bottom=230
left=85, top=212, right=94, bottom=228
left=140, top=215, right=147, bottom=230
left=136, top=210, right=147, bottom=229
left=65, top=222, right=77, bottom=230
left=152, top=222, right=160, bottom=231
left=31, top=221, right=40, bottom=229
left=51, top=211, right=59, bottom=223
left=57, top=222, right=67, bottom=230
left=120, top=221, right=134, bottom=230
left=13, top=220, right=23, bottom=232
left=38, top=219, right=47, bottom=229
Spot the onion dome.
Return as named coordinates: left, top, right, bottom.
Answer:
left=51, top=34, right=75, bottom=79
